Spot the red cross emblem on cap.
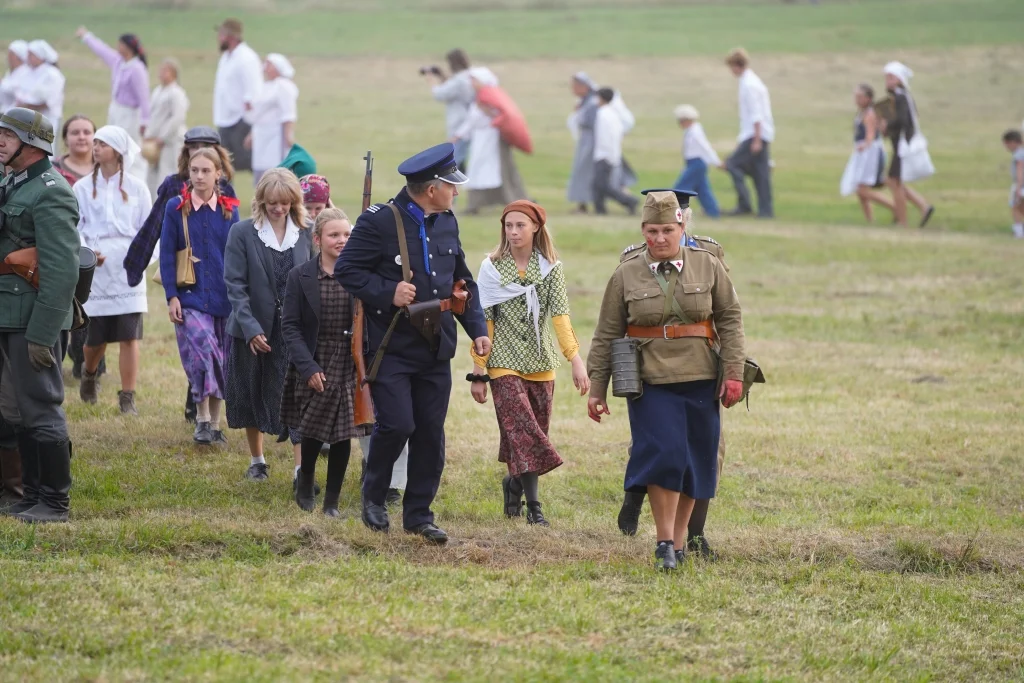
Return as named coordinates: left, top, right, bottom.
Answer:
left=675, top=207, right=684, bottom=222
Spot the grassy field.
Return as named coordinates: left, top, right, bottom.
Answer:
left=3, top=0, right=1024, bottom=680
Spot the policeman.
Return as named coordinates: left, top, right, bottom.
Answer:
left=615, top=189, right=729, bottom=559
left=0, top=108, right=80, bottom=523
left=336, top=142, right=490, bottom=544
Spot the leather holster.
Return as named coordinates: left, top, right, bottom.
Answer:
left=406, top=300, right=442, bottom=350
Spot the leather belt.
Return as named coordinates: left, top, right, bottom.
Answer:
left=627, top=320, right=715, bottom=340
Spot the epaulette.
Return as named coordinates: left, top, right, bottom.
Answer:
left=692, top=235, right=720, bottom=247
left=619, top=243, right=645, bottom=263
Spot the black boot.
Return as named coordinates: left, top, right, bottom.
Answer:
left=294, top=469, right=315, bottom=512
left=4, top=434, right=39, bottom=516
left=502, top=475, right=523, bottom=518
left=362, top=498, right=390, bottom=532
left=0, top=446, right=23, bottom=513
left=15, top=439, right=71, bottom=523
left=654, top=541, right=677, bottom=571
left=184, top=385, right=197, bottom=425
left=323, top=490, right=341, bottom=518
left=525, top=501, right=550, bottom=527
left=617, top=490, right=646, bottom=536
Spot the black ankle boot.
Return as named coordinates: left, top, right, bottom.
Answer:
left=617, top=490, right=646, bottom=536
left=5, top=434, right=39, bottom=516
left=502, top=475, right=523, bottom=518
left=14, top=438, right=70, bottom=523
left=294, top=470, right=315, bottom=512
left=526, top=501, right=549, bottom=527
left=323, top=490, right=341, bottom=518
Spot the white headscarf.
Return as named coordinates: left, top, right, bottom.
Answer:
left=477, top=253, right=560, bottom=354
left=468, top=66, right=498, bottom=87
left=883, top=61, right=913, bottom=88
left=573, top=71, right=597, bottom=90
left=94, top=125, right=141, bottom=170
left=265, top=53, right=294, bottom=79
left=8, top=40, right=28, bottom=63
left=28, top=40, right=58, bottom=65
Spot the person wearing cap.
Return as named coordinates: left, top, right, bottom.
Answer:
left=881, top=61, right=935, bottom=228
left=246, top=54, right=299, bottom=186
left=15, top=41, right=65, bottom=140
left=470, top=200, right=589, bottom=526
left=335, top=142, right=490, bottom=544
left=73, top=125, right=153, bottom=416
left=724, top=48, right=775, bottom=219
left=144, top=57, right=189, bottom=196
left=672, top=105, right=722, bottom=219
left=1, top=41, right=31, bottom=113
left=566, top=72, right=599, bottom=213
left=0, top=108, right=80, bottom=523
left=213, top=19, right=262, bottom=173
left=76, top=27, right=152, bottom=182
left=587, top=189, right=746, bottom=571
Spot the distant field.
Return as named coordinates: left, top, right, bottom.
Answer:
left=2, top=1, right=1023, bottom=681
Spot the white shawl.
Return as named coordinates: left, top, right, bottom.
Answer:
left=477, top=253, right=559, bottom=353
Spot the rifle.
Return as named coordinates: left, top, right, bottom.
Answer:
left=351, top=151, right=375, bottom=427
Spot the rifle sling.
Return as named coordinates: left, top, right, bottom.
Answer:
left=365, top=203, right=414, bottom=383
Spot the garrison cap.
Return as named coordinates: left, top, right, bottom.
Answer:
left=640, top=188, right=697, bottom=224
left=398, top=142, right=468, bottom=185
left=0, top=107, right=55, bottom=154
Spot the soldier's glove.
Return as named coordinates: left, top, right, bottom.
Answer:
left=27, top=342, right=56, bottom=372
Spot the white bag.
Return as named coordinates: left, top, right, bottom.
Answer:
left=897, top=94, right=935, bottom=183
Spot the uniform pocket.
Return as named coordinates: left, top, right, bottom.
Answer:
left=625, top=286, right=665, bottom=325
left=682, top=282, right=713, bottom=318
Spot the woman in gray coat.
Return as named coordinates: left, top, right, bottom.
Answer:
left=566, top=72, right=599, bottom=213
left=224, top=168, right=312, bottom=481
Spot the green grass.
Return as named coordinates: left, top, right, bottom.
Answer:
left=2, top=1, right=1024, bottom=680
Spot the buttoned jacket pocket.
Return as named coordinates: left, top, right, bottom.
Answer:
left=625, top=286, right=664, bottom=325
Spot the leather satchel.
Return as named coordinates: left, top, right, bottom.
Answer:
left=175, top=210, right=199, bottom=286
left=406, top=299, right=442, bottom=350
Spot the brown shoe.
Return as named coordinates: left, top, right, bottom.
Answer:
left=118, top=390, right=138, bottom=416
left=80, top=369, right=99, bottom=404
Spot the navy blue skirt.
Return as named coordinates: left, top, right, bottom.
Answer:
left=625, top=379, right=720, bottom=499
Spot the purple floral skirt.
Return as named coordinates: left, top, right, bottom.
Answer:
left=175, top=309, right=229, bottom=403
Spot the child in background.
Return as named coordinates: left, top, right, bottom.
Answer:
left=672, top=104, right=721, bottom=219
left=1002, top=130, right=1024, bottom=238
left=840, top=84, right=893, bottom=223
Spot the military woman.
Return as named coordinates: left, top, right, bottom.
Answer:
left=588, top=190, right=746, bottom=571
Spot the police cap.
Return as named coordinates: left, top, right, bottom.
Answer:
left=398, top=142, right=468, bottom=185
left=640, top=188, right=698, bottom=208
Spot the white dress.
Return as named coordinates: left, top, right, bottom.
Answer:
left=73, top=171, right=153, bottom=318
left=250, top=77, right=299, bottom=173
left=16, top=64, right=65, bottom=137
left=457, top=104, right=501, bottom=191
left=840, top=110, right=886, bottom=197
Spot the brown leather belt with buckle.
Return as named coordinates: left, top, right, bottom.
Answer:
left=627, top=320, right=715, bottom=340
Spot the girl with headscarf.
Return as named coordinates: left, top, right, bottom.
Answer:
left=76, top=27, right=151, bottom=181
left=881, top=61, right=935, bottom=228
left=246, top=53, right=299, bottom=185
left=470, top=201, right=590, bottom=526
left=144, top=58, right=190, bottom=196
left=15, top=41, right=64, bottom=137
left=73, top=125, right=153, bottom=416
left=1, top=41, right=31, bottom=112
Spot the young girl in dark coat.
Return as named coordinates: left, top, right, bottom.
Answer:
left=280, top=208, right=370, bottom=515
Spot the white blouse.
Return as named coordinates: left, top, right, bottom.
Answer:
left=255, top=215, right=300, bottom=252
left=73, top=171, right=153, bottom=317
left=250, top=77, right=299, bottom=171
left=683, top=122, right=722, bottom=167
left=16, top=63, right=65, bottom=122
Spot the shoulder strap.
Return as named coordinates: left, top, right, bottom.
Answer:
left=182, top=209, right=191, bottom=251
left=388, top=203, right=412, bottom=283
left=653, top=267, right=694, bottom=325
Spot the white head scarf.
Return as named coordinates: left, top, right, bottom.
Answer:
left=883, top=61, right=913, bottom=88
left=94, top=125, right=141, bottom=170
left=573, top=71, right=597, bottom=90
left=468, top=66, right=498, bottom=87
left=8, top=40, right=29, bottom=63
left=28, top=40, right=58, bottom=65
left=265, top=53, right=294, bottom=79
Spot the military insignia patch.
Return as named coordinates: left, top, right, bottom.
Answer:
left=694, top=235, right=720, bottom=246
left=675, top=207, right=684, bottom=222
left=395, top=255, right=402, bottom=266
left=45, top=180, right=56, bottom=187
left=621, top=244, right=642, bottom=256
left=367, top=204, right=382, bottom=214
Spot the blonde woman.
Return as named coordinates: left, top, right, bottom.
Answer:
left=471, top=200, right=589, bottom=526
left=224, top=168, right=313, bottom=481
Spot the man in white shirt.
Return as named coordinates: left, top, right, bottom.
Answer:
left=213, top=18, right=262, bottom=172
left=592, top=87, right=638, bottom=215
left=724, top=48, right=775, bottom=218
left=424, top=49, right=475, bottom=168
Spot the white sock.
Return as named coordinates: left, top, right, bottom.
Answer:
left=1012, top=223, right=1024, bottom=238
left=251, top=454, right=266, bottom=466
left=294, top=464, right=301, bottom=479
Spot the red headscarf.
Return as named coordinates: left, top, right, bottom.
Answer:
left=501, top=200, right=546, bottom=229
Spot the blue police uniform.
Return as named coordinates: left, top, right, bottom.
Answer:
left=335, top=144, right=487, bottom=541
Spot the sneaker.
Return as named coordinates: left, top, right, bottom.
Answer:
left=654, top=541, right=677, bottom=571
left=246, top=463, right=269, bottom=481
left=118, top=390, right=138, bottom=416
left=687, top=535, right=718, bottom=561
left=193, top=421, right=214, bottom=445
left=212, top=430, right=228, bottom=445
left=80, top=369, right=99, bottom=404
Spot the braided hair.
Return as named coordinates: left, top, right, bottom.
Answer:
left=118, top=34, right=147, bottom=67
left=90, top=153, right=129, bottom=202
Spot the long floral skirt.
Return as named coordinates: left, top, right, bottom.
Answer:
left=175, top=309, right=229, bottom=403
left=492, top=375, right=562, bottom=477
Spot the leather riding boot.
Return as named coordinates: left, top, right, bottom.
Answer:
left=4, top=434, right=39, bottom=516
left=0, top=446, right=23, bottom=511
left=14, top=439, right=71, bottom=523
left=295, top=469, right=316, bottom=512
left=323, top=489, right=341, bottom=518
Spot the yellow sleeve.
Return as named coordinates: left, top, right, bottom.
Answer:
left=470, top=319, right=495, bottom=368
left=552, top=315, right=580, bottom=362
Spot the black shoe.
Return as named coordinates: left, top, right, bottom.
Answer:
left=193, top=421, right=214, bottom=445
left=184, top=387, right=196, bottom=425
left=246, top=463, right=269, bottom=481
left=323, top=490, right=341, bottom=518
left=362, top=501, right=389, bottom=531
left=4, top=435, right=38, bottom=517
left=212, top=430, right=228, bottom=445
left=405, top=523, right=448, bottom=545
left=14, top=439, right=71, bottom=524
left=725, top=207, right=753, bottom=217
left=617, top=490, right=646, bottom=536
left=502, top=475, right=523, bottom=518
left=292, top=475, right=320, bottom=495
left=654, top=542, right=677, bottom=571
left=919, top=205, right=935, bottom=228
left=674, top=548, right=688, bottom=564
left=687, top=535, right=718, bottom=561
left=294, top=470, right=315, bottom=512
left=386, top=488, right=401, bottom=506
left=525, top=501, right=549, bottom=527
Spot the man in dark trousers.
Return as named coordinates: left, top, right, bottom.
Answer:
left=0, top=108, right=80, bottom=523
left=336, top=142, right=489, bottom=544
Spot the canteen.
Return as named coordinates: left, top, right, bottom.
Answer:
left=76, top=245, right=96, bottom=304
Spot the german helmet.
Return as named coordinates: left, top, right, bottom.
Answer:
left=0, top=107, right=55, bottom=155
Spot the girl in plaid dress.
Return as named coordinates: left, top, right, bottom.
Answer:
left=280, top=208, right=370, bottom=516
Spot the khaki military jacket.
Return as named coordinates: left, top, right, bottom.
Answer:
left=588, top=244, right=745, bottom=399
left=0, top=157, right=80, bottom=346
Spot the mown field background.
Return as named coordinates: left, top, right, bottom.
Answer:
left=2, top=0, right=1023, bottom=680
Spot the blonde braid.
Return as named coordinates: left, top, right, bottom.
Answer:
left=91, top=164, right=100, bottom=199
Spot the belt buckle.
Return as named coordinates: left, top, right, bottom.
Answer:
left=662, top=325, right=672, bottom=340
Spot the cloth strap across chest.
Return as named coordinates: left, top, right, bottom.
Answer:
left=626, top=262, right=716, bottom=343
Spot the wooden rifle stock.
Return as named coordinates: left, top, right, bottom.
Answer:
left=352, top=151, right=375, bottom=427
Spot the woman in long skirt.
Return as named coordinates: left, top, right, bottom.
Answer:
left=839, top=84, right=893, bottom=223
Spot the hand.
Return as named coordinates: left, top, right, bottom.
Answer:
left=587, top=397, right=610, bottom=423
left=76, top=26, right=88, bottom=39
left=243, top=133, right=252, bottom=151
left=751, top=137, right=763, bottom=155
left=167, top=297, right=183, bottom=325
left=473, top=336, right=491, bottom=357
left=95, top=252, right=106, bottom=266
left=27, top=342, right=55, bottom=372
left=570, top=356, right=590, bottom=396
left=393, top=281, right=416, bottom=307
left=248, top=334, right=271, bottom=355
left=718, top=163, right=728, bottom=171
left=471, top=380, right=488, bottom=404
left=307, top=372, right=326, bottom=393
left=720, top=379, right=744, bottom=409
